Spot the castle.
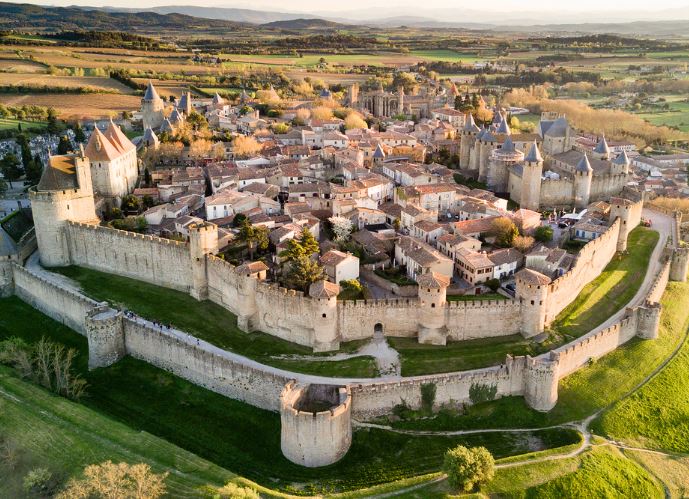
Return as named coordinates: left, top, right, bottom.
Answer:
left=459, top=113, right=633, bottom=211
left=347, top=82, right=454, bottom=119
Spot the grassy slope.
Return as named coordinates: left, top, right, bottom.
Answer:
left=387, top=281, right=689, bottom=431
left=50, top=266, right=377, bottom=378
left=0, top=296, right=580, bottom=494
left=593, top=283, right=689, bottom=452
left=391, top=447, right=662, bottom=499
left=551, top=227, right=659, bottom=338
left=391, top=227, right=658, bottom=377
left=0, top=367, right=235, bottom=498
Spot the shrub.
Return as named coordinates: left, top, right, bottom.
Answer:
left=469, top=383, right=498, bottom=404
left=58, top=461, right=167, bottom=499
left=206, top=482, right=260, bottom=499
left=443, top=445, right=495, bottom=492
left=23, top=467, right=53, bottom=494
left=420, top=383, right=437, bottom=412
left=485, top=279, right=500, bottom=293
left=535, top=225, right=554, bottom=242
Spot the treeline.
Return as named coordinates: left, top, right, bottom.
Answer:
left=110, top=70, right=146, bottom=92
left=189, top=33, right=389, bottom=54
left=44, top=30, right=168, bottom=50
left=480, top=69, right=602, bottom=87
left=0, top=84, right=116, bottom=95
left=527, top=34, right=685, bottom=51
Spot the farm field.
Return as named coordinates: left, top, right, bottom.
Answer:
left=636, top=97, right=689, bottom=132
left=0, top=57, right=47, bottom=73
left=0, top=73, right=134, bottom=93
left=0, top=93, right=140, bottom=120
left=0, top=118, right=47, bottom=131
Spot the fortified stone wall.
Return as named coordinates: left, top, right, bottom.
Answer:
left=446, top=299, right=522, bottom=340
left=590, top=174, right=629, bottom=201
left=12, top=264, right=99, bottom=334
left=66, top=222, right=193, bottom=292
left=339, top=298, right=420, bottom=341
left=544, top=219, right=621, bottom=324
left=123, top=317, right=291, bottom=411
left=537, top=178, right=575, bottom=209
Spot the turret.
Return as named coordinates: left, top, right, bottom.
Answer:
left=309, top=280, right=340, bottom=352
left=609, top=198, right=638, bottom=252
left=520, top=140, right=544, bottom=211
left=524, top=355, right=559, bottom=411
left=177, top=90, right=192, bottom=115
left=30, top=151, right=99, bottom=267
left=85, top=305, right=125, bottom=369
left=416, top=272, right=450, bottom=345
left=637, top=301, right=662, bottom=340
left=478, top=130, right=497, bottom=183
left=611, top=150, right=630, bottom=175
left=141, top=81, right=165, bottom=130
left=573, top=154, right=593, bottom=210
left=670, top=246, right=689, bottom=282
left=460, top=113, right=480, bottom=169
left=591, top=136, right=611, bottom=161
left=516, top=268, right=551, bottom=338
left=189, top=222, right=218, bottom=300
left=397, top=86, right=405, bottom=116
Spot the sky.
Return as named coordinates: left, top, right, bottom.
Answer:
left=9, top=0, right=689, bottom=12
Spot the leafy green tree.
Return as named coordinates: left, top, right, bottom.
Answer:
left=233, top=213, right=247, bottom=228
left=121, top=194, right=141, bottom=213
left=280, top=227, right=320, bottom=263
left=17, top=134, right=31, bottom=169
left=187, top=111, right=208, bottom=131
left=24, top=154, right=43, bottom=186
left=286, top=254, right=325, bottom=293
left=0, top=153, right=23, bottom=183
left=535, top=225, right=554, bottom=243
left=57, top=135, right=72, bottom=155
left=237, top=220, right=269, bottom=260
left=443, top=445, right=495, bottom=492
left=491, top=217, right=519, bottom=248
left=74, top=122, right=86, bottom=143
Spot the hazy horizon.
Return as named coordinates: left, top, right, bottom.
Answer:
left=7, top=0, right=689, bottom=25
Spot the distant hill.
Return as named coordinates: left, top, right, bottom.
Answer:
left=261, top=18, right=349, bottom=30
left=103, top=5, right=318, bottom=25
left=0, top=2, right=250, bottom=31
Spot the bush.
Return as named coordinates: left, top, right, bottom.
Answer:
left=420, top=383, right=437, bottom=412
left=485, top=279, right=500, bottom=293
left=23, top=467, right=53, bottom=494
left=469, top=383, right=498, bottom=404
left=206, top=482, right=260, bottom=499
left=443, top=445, right=495, bottom=492
left=535, top=225, right=554, bottom=242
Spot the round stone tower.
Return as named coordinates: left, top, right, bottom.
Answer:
left=516, top=268, right=551, bottom=338
left=520, top=140, right=544, bottom=211
left=637, top=301, right=662, bottom=340
left=30, top=152, right=99, bottom=267
left=478, top=130, right=498, bottom=183
left=611, top=150, right=631, bottom=176
left=486, top=136, right=524, bottom=193
left=188, top=222, right=218, bottom=300
left=309, top=280, right=340, bottom=352
left=416, top=272, right=450, bottom=346
left=460, top=113, right=480, bottom=169
left=573, top=154, right=593, bottom=210
left=141, top=81, right=165, bottom=130
left=280, top=382, right=352, bottom=467
left=670, top=246, right=689, bottom=282
left=609, top=198, right=634, bottom=252
left=85, top=305, right=125, bottom=369
left=524, top=354, right=559, bottom=411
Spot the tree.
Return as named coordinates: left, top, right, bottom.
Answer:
left=485, top=278, right=500, bottom=292
left=280, top=227, right=320, bottom=264
left=285, top=254, right=325, bottom=293
left=57, top=461, right=167, bottom=499
left=534, top=225, right=554, bottom=243
left=237, top=220, right=269, bottom=260
left=24, top=154, right=43, bottom=186
left=74, top=122, right=86, bottom=143
left=232, top=213, right=247, bottom=228
left=232, top=135, right=262, bottom=159
left=0, top=153, right=23, bottom=183
left=188, top=139, right=213, bottom=158
left=186, top=111, right=208, bottom=131
left=121, top=194, right=141, bottom=214
left=329, top=216, right=354, bottom=243
left=512, top=235, right=535, bottom=253
left=17, top=134, right=32, bottom=169
left=57, top=135, right=72, bottom=155
left=443, top=445, right=495, bottom=492
left=310, top=106, right=334, bottom=121
left=491, top=217, right=519, bottom=248
left=207, top=482, right=259, bottom=499
left=392, top=72, right=417, bottom=93
left=344, top=113, right=368, bottom=130
left=0, top=178, right=7, bottom=196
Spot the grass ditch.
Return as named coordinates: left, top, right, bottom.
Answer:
left=49, top=265, right=377, bottom=378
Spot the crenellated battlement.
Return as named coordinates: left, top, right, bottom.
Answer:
left=67, top=221, right=187, bottom=248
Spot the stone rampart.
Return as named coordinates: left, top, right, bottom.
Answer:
left=66, top=222, right=192, bottom=292
left=544, top=219, right=621, bottom=324
left=12, top=264, right=99, bottom=334
left=122, top=317, right=291, bottom=411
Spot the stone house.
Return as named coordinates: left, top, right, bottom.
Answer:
left=320, top=250, right=360, bottom=284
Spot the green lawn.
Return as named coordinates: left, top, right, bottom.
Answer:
left=409, top=49, right=487, bottom=63
left=0, top=296, right=580, bottom=495
left=593, top=279, right=689, bottom=452
left=392, top=447, right=663, bottom=499
left=383, top=281, right=689, bottom=431
left=389, top=333, right=557, bottom=376
left=551, top=227, right=659, bottom=338
left=0, top=118, right=48, bottom=132
left=50, top=266, right=377, bottom=378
